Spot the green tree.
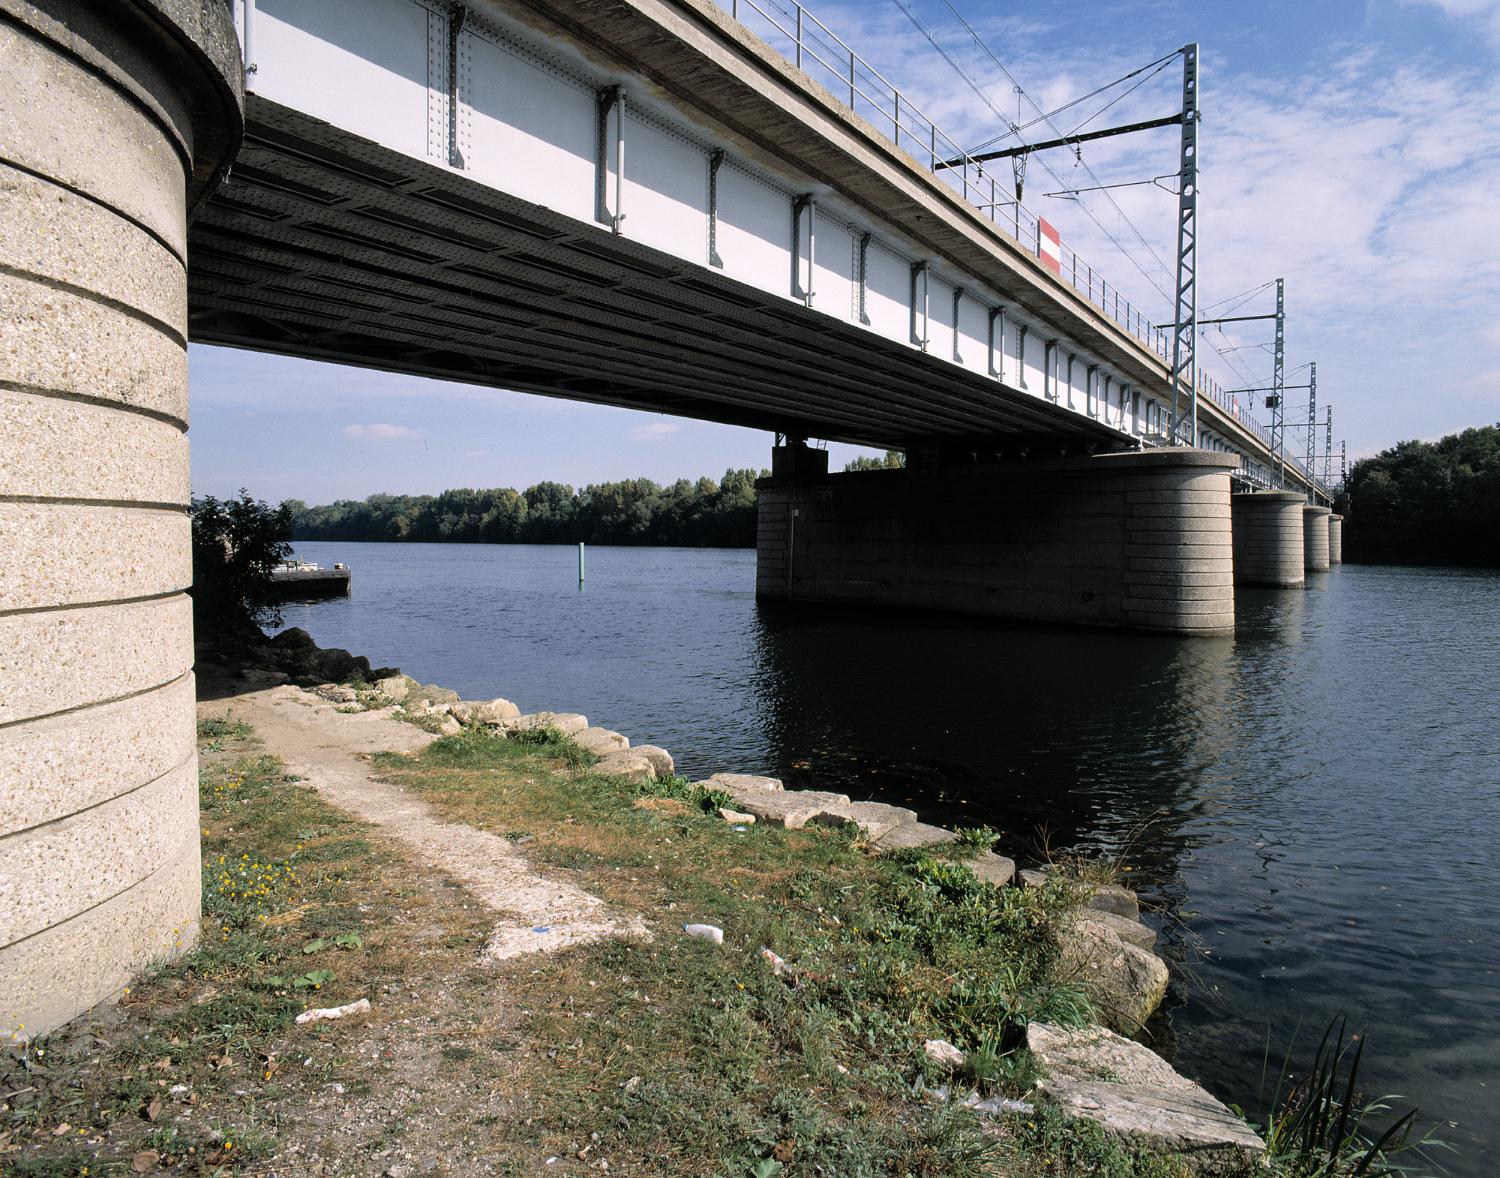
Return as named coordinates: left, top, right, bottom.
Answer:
left=191, top=490, right=294, bottom=635
left=844, top=449, right=906, bottom=472
left=1345, top=424, right=1500, bottom=566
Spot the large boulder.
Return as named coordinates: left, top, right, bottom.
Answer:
left=573, top=727, right=630, bottom=756
left=460, top=697, right=520, bottom=726
left=1026, top=1023, right=1264, bottom=1175
left=875, top=821, right=956, bottom=851
left=702, top=772, right=782, bottom=794
left=1056, top=917, right=1168, bottom=1033
left=592, top=749, right=656, bottom=782
left=634, top=745, right=675, bottom=777
left=727, top=789, right=852, bottom=829
left=1076, top=907, right=1157, bottom=950
left=809, top=800, right=916, bottom=840
left=506, top=711, right=588, bottom=736
left=372, top=674, right=412, bottom=702
left=308, top=646, right=371, bottom=683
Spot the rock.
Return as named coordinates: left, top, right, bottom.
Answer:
left=682, top=924, right=723, bottom=944
left=406, top=683, right=461, bottom=709
left=314, top=683, right=359, bottom=704
left=726, top=789, right=852, bottom=829
left=1026, top=1023, right=1264, bottom=1174
left=269, top=627, right=316, bottom=651
left=1077, top=908, right=1156, bottom=950
left=1057, top=918, right=1168, bottom=1033
left=239, top=668, right=290, bottom=686
left=574, top=727, right=630, bottom=756
left=466, top=697, right=520, bottom=725
left=923, top=1039, right=966, bottom=1071
left=436, top=717, right=463, bottom=737
left=718, top=808, right=756, bottom=825
left=809, top=801, right=917, bottom=840
left=592, top=750, right=656, bottom=782
left=368, top=666, right=400, bottom=681
left=634, top=745, right=675, bottom=777
left=294, top=997, right=372, bottom=1025
left=1020, top=867, right=1048, bottom=889
left=309, top=647, right=371, bottom=683
left=1086, top=883, right=1141, bottom=921
left=702, top=772, right=782, bottom=794
left=875, top=821, right=956, bottom=850
left=373, top=675, right=411, bottom=702
left=507, top=711, right=588, bottom=736
left=969, top=851, right=1017, bottom=887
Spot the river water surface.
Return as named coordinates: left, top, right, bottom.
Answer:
left=279, top=541, right=1500, bottom=1173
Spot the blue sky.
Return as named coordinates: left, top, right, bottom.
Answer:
left=190, top=0, right=1500, bottom=504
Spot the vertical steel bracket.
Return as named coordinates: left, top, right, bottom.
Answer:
left=1016, top=324, right=1029, bottom=388
left=1043, top=338, right=1057, bottom=401
left=951, top=287, right=964, bottom=363
left=910, top=261, right=929, bottom=350
left=447, top=4, right=468, bottom=168
left=988, top=306, right=1005, bottom=380
left=791, top=194, right=815, bottom=306
left=856, top=232, right=872, bottom=325
left=707, top=150, right=725, bottom=268
left=596, top=85, right=625, bottom=233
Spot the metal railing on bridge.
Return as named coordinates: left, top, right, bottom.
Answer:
left=713, top=0, right=1328, bottom=499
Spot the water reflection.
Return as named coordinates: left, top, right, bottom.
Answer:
left=750, top=602, right=1241, bottom=877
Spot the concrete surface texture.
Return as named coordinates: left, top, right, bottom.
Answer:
left=0, top=0, right=241, bottom=1040
left=757, top=448, right=1241, bottom=635
left=1328, top=514, right=1344, bottom=564
left=1230, top=491, right=1307, bottom=588
left=1303, top=505, right=1333, bottom=573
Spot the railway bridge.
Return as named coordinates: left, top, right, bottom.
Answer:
left=2, top=0, right=1339, bottom=1035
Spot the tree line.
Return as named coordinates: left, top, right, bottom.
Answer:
left=287, top=469, right=765, bottom=548
left=1344, top=424, right=1500, bottom=566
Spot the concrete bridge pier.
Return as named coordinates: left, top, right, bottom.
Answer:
left=1328, top=515, right=1344, bottom=564
left=1303, top=505, right=1333, bottom=573
left=1230, top=492, right=1306, bottom=587
left=0, top=1, right=241, bottom=1038
left=757, top=446, right=1240, bottom=635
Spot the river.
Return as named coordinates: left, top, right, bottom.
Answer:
left=277, top=541, right=1500, bottom=1173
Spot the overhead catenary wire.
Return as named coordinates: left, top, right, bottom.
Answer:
left=929, top=0, right=1180, bottom=293
left=888, top=0, right=1178, bottom=305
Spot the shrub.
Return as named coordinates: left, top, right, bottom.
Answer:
left=191, top=490, right=294, bottom=634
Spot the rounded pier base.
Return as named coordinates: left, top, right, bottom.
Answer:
left=1231, top=491, right=1306, bottom=587
left=1328, top=514, right=1344, bottom=564
left=1303, top=505, right=1333, bottom=573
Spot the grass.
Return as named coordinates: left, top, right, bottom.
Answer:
left=3, top=714, right=1313, bottom=1177
left=0, top=714, right=489, bottom=1175
left=370, top=725, right=1193, bottom=1176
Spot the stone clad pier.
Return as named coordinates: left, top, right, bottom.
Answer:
left=0, top=0, right=241, bottom=1038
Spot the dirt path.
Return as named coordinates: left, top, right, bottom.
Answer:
left=204, top=685, right=647, bottom=961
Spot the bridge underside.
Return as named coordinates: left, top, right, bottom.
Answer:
left=187, top=96, right=1123, bottom=453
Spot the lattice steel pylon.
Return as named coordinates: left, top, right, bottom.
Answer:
left=1323, top=405, right=1334, bottom=489
left=1271, top=277, right=1286, bottom=485
left=1305, top=361, right=1318, bottom=483
left=1167, top=43, right=1200, bottom=446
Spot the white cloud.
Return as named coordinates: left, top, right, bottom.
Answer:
left=344, top=423, right=421, bottom=441
left=629, top=421, right=681, bottom=441
left=1401, top=0, right=1500, bottom=49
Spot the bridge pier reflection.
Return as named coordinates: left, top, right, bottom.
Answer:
left=757, top=444, right=1240, bottom=635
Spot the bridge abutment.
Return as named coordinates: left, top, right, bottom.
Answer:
left=1303, top=505, right=1333, bottom=573
left=1328, top=515, right=1344, bottom=564
left=0, top=0, right=241, bottom=1038
left=757, top=447, right=1239, bottom=635
left=1230, top=491, right=1306, bottom=588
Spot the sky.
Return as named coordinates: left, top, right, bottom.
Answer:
left=190, top=0, right=1500, bottom=504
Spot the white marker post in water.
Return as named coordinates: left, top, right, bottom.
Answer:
left=578, top=541, right=585, bottom=587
